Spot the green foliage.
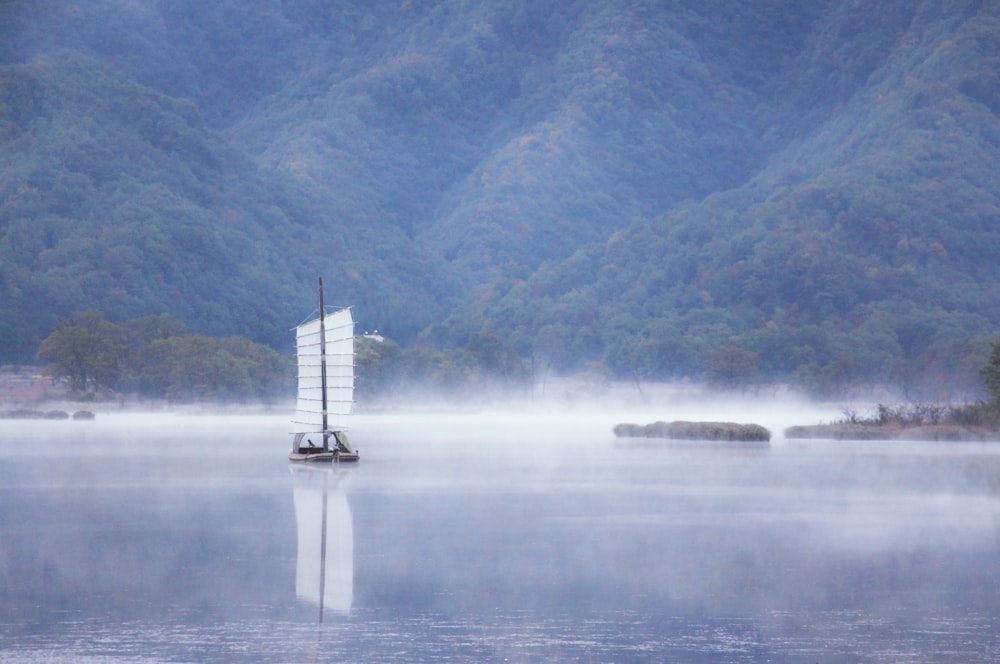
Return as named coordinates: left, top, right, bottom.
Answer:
left=139, top=335, right=289, bottom=401
left=354, top=335, right=403, bottom=398
left=37, top=311, right=130, bottom=393
left=705, top=345, right=761, bottom=392
left=981, top=337, right=1000, bottom=404
left=464, top=331, right=528, bottom=382
left=37, top=311, right=290, bottom=401
left=354, top=331, right=532, bottom=402
left=3, top=1, right=1000, bottom=401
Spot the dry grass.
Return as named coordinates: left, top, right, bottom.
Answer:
left=614, top=420, right=771, bottom=442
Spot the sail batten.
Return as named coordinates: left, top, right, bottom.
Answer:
left=293, top=307, right=354, bottom=435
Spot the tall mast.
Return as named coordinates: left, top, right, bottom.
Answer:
left=318, top=277, right=329, bottom=451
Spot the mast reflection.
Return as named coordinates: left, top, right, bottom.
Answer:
left=290, top=465, right=354, bottom=621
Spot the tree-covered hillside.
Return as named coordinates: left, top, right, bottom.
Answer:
left=458, top=1, right=1000, bottom=397
left=0, top=46, right=455, bottom=358
left=1, top=0, right=998, bottom=398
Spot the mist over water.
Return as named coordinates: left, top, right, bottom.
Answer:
left=1, top=398, right=999, bottom=662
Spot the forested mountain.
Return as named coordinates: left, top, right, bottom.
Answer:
left=1, top=0, right=998, bottom=398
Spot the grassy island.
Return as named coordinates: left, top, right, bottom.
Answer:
left=614, top=420, right=771, bottom=442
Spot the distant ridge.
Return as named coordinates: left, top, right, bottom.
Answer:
left=1, top=0, right=998, bottom=398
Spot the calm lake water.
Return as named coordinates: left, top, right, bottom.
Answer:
left=1, top=402, right=999, bottom=663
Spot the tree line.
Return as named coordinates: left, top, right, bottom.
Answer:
left=37, top=311, right=290, bottom=402
left=36, top=311, right=533, bottom=403
left=36, top=310, right=1000, bottom=411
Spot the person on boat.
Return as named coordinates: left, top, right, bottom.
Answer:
left=333, top=431, right=354, bottom=454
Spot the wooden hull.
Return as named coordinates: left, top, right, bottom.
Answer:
left=289, top=450, right=360, bottom=463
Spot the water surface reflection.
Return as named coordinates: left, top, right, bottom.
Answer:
left=291, top=465, right=353, bottom=619
left=0, top=409, right=998, bottom=662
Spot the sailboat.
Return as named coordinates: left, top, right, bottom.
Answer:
left=291, top=465, right=353, bottom=620
left=289, top=278, right=360, bottom=463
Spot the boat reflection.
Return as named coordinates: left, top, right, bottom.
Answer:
left=290, top=465, right=354, bottom=620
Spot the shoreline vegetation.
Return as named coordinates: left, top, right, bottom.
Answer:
left=2, top=367, right=1000, bottom=443
left=0, top=368, right=292, bottom=416
left=614, top=421, right=771, bottom=442
left=0, top=409, right=95, bottom=420
left=785, top=402, right=1000, bottom=442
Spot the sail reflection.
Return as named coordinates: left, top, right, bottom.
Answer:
left=291, top=465, right=354, bottom=619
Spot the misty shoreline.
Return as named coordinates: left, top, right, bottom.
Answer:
left=2, top=369, right=998, bottom=442
left=0, top=368, right=291, bottom=416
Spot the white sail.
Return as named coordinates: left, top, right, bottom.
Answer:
left=292, top=307, right=354, bottom=435
left=293, top=469, right=353, bottom=615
